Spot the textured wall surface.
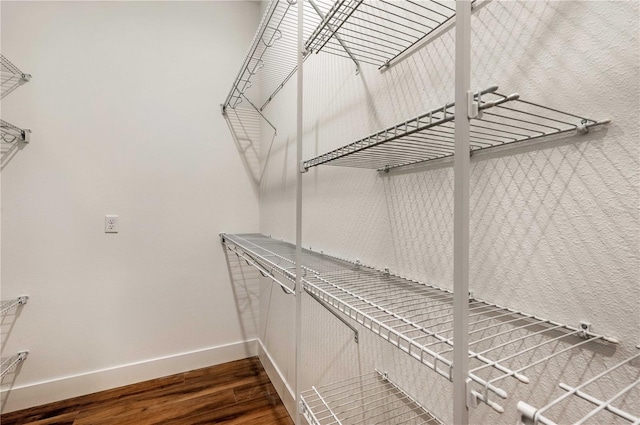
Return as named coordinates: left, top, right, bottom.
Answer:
left=257, top=1, right=639, bottom=424
left=1, top=1, right=261, bottom=412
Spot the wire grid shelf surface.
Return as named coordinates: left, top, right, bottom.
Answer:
left=517, top=349, right=640, bottom=425
left=1, top=352, right=28, bottom=380
left=1, top=119, right=30, bottom=143
left=303, top=86, right=610, bottom=171
left=223, top=0, right=325, bottom=113
left=305, top=0, right=457, bottom=69
left=301, top=370, right=444, bottom=425
left=0, top=297, right=28, bottom=316
left=222, top=234, right=619, bottom=413
left=221, top=233, right=357, bottom=294
left=1, top=54, right=30, bottom=80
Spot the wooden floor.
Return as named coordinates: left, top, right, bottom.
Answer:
left=1, top=357, right=293, bottom=425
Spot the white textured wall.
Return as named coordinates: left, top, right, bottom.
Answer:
left=1, top=0, right=261, bottom=412
left=258, top=1, right=639, bottom=424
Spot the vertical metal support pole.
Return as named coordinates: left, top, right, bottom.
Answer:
left=453, top=1, right=471, bottom=425
left=294, top=0, right=304, bottom=424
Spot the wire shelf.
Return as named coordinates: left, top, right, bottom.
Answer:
left=301, top=370, right=444, bottom=425
left=221, top=233, right=357, bottom=294
left=1, top=352, right=28, bottom=380
left=222, top=0, right=325, bottom=114
left=1, top=54, right=31, bottom=81
left=303, top=85, right=610, bottom=172
left=305, top=0, right=457, bottom=69
left=0, top=296, right=28, bottom=316
left=1, top=119, right=31, bottom=144
left=221, top=234, right=622, bottom=414
left=517, top=347, right=640, bottom=425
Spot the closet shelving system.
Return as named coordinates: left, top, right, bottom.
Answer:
left=1, top=53, right=31, bottom=382
left=1, top=55, right=32, bottom=143
left=0, top=297, right=29, bottom=380
left=221, top=1, right=637, bottom=424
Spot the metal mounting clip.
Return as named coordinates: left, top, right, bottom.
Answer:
left=468, top=90, right=483, bottom=119
left=300, top=160, right=309, bottom=173
left=577, top=119, right=590, bottom=135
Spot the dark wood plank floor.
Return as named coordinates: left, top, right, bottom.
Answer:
left=1, top=357, right=293, bottom=425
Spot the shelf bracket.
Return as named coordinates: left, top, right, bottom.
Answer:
left=305, top=288, right=359, bottom=343
left=467, top=90, right=482, bottom=119
left=307, top=0, right=360, bottom=74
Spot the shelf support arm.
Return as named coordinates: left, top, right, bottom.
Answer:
left=307, top=0, right=360, bottom=74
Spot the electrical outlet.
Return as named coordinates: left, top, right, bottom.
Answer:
left=105, top=215, right=119, bottom=233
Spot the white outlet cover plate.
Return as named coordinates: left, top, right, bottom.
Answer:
left=105, top=215, right=119, bottom=233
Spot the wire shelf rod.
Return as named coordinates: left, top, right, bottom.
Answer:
left=0, top=296, right=29, bottom=316
left=225, top=243, right=295, bottom=294
left=518, top=349, right=640, bottom=425
left=1, top=352, right=28, bottom=380
left=1, top=119, right=31, bottom=144
left=0, top=54, right=31, bottom=81
left=477, top=332, right=607, bottom=405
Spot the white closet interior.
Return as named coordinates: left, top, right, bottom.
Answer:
left=0, top=1, right=637, bottom=424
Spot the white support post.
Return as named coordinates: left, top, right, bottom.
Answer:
left=453, top=1, right=472, bottom=425
left=294, top=0, right=304, bottom=424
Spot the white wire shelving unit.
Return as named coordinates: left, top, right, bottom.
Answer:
left=1, top=352, right=28, bottom=380
left=305, top=0, right=459, bottom=69
left=221, top=233, right=626, bottom=415
left=1, top=296, right=29, bottom=316
left=1, top=118, right=31, bottom=144
left=1, top=53, right=31, bottom=99
left=222, top=0, right=325, bottom=116
left=303, top=85, right=610, bottom=172
left=517, top=347, right=640, bottom=425
left=301, top=370, right=444, bottom=424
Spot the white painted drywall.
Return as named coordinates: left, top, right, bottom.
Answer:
left=257, top=1, right=639, bottom=424
left=0, top=0, right=262, bottom=412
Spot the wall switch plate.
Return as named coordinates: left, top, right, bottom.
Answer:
left=105, top=215, right=119, bottom=233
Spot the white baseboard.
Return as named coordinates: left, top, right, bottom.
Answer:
left=257, top=339, right=297, bottom=420
left=1, top=339, right=258, bottom=413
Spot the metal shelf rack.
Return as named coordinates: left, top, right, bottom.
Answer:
left=1, top=296, right=29, bottom=316
left=301, top=370, right=444, bottom=424
left=221, top=233, right=621, bottom=414
left=1, top=54, right=31, bottom=82
left=305, top=0, right=459, bottom=69
left=1, top=119, right=31, bottom=144
left=222, top=0, right=325, bottom=115
left=303, top=85, right=610, bottom=172
left=517, top=347, right=640, bottom=425
left=1, top=352, right=28, bottom=380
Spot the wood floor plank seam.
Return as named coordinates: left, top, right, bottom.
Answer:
left=1, top=357, right=292, bottom=425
